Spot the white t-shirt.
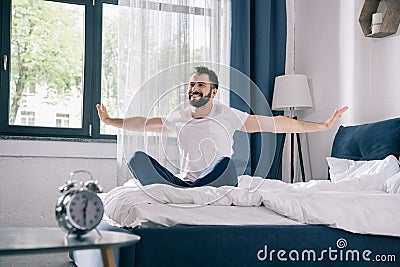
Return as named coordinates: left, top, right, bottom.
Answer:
left=162, top=103, right=249, bottom=182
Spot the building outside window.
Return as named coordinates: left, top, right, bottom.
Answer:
left=19, top=111, right=35, bottom=126
left=56, top=113, right=70, bottom=128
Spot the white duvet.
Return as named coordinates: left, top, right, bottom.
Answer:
left=103, top=171, right=400, bottom=237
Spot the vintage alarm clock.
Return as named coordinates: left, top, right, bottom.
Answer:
left=55, top=170, right=104, bottom=237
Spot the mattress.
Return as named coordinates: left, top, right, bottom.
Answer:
left=103, top=203, right=302, bottom=228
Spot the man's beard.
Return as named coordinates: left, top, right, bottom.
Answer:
left=188, top=90, right=212, bottom=108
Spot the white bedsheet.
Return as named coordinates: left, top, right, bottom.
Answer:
left=103, top=175, right=400, bottom=237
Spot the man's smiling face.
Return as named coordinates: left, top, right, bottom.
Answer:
left=188, top=73, right=215, bottom=108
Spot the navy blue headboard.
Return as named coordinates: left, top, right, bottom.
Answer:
left=331, top=117, right=400, bottom=161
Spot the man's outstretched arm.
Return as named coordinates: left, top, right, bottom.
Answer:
left=96, top=104, right=167, bottom=132
left=241, top=106, right=349, bottom=133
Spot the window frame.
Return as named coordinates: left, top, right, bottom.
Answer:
left=0, top=0, right=118, bottom=139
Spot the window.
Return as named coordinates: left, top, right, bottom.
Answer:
left=20, top=111, right=35, bottom=126
left=56, top=113, right=70, bottom=128
left=0, top=0, right=119, bottom=139
left=0, top=0, right=225, bottom=139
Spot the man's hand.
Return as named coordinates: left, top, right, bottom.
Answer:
left=323, top=106, right=349, bottom=129
left=96, top=103, right=110, bottom=124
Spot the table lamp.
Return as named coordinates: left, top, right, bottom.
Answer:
left=272, top=74, right=313, bottom=183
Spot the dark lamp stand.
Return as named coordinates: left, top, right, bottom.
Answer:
left=275, top=116, right=306, bottom=183
left=271, top=74, right=313, bottom=183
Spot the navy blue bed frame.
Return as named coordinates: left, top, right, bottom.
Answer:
left=85, top=221, right=399, bottom=267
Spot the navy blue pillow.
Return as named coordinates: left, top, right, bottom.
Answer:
left=331, top=117, right=400, bottom=161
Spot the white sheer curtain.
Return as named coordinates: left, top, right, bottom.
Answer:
left=116, top=0, right=231, bottom=185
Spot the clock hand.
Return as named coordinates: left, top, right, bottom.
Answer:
left=83, top=198, right=89, bottom=226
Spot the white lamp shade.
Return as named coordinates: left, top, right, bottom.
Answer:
left=272, top=74, right=313, bottom=111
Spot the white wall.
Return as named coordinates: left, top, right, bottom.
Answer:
left=0, top=140, right=117, bottom=227
left=293, top=0, right=400, bottom=179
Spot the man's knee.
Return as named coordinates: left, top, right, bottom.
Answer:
left=220, top=157, right=236, bottom=171
left=216, top=156, right=231, bottom=168
left=128, top=151, right=148, bottom=166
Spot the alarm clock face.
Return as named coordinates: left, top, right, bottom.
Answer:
left=66, top=191, right=104, bottom=231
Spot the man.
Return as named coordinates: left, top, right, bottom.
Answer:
left=97, top=66, right=348, bottom=187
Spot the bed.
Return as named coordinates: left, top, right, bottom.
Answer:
left=72, top=117, right=400, bottom=267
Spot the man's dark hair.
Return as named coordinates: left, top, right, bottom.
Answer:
left=192, top=66, right=219, bottom=90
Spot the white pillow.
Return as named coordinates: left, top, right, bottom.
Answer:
left=326, top=155, right=400, bottom=190
left=383, top=172, right=400, bottom=193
